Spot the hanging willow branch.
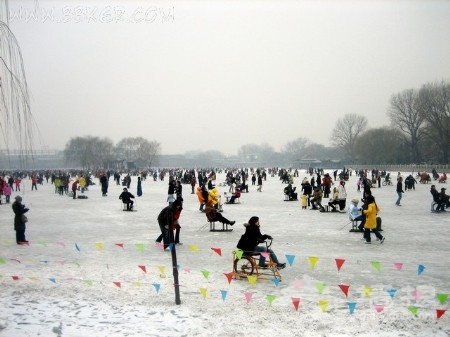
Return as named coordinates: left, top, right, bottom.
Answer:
left=0, top=19, right=38, bottom=168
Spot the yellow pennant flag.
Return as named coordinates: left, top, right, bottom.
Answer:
left=363, top=285, right=373, bottom=297
left=319, top=300, right=328, bottom=313
left=95, top=242, right=104, bottom=250
left=133, top=282, right=142, bottom=287
left=28, top=277, right=40, bottom=282
left=247, top=275, right=257, bottom=286
left=189, top=245, right=199, bottom=252
left=200, top=287, right=207, bottom=299
left=39, top=242, right=48, bottom=247
left=158, top=266, right=166, bottom=275
left=309, top=256, right=319, bottom=270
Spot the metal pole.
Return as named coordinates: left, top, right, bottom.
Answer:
left=168, top=228, right=181, bottom=305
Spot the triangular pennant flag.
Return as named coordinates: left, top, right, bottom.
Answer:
left=211, top=248, right=222, bottom=256
left=132, top=282, right=141, bottom=287
left=12, top=276, right=19, bottom=281
left=374, top=304, right=384, bottom=313
left=39, top=242, right=48, bottom=247
left=199, top=287, right=207, bottom=299
left=113, top=282, right=121, bottom=288
left=95, top=242, right=104, bottom=250
left=418, top=264, right=425, bottom=275
left=183, top=268, right=191, bottom=273
left=266, top=294, right=276, bottom=306
left=135, top=243, right=145, bottom=252
left=221, top=289, right=228, bottom=302
left=339, top=284, right=350, bottom=297
left=75, top=243, right=80, bottom=252
left=272, top=278, right=281, bottom=287
left=247, top=275, right=257, bottom=286
left=394, top=262, right=403, bottom=270
left=309, top=256, right=319, bottom=270
left=158, top=266, right=166, bottom=275
left=29, top=277, right=40, bottom=281
left=0, top=258, right=6, bottom=265
left=294, top=279, right=302, bottom=291
left=386, top=288, right=397, bottom=299
left=371, top=261, right=381, bottom=272
left=138, top=265, right=147, bottom=273
left=48, top=278, right=57, bottom=283
left=363, top=285, right=373, bottom=297
left=201, top=270, right=210, bottom=279
left=188, top=245, right=199, bottom=252
left=57, top=242, right=66, bottom=248
left=245, top=292, right=253, bottom=304
left=285, top=254, right=295, bottom=266
left=348, top=302, right=356, bottom=314
left=224, top=272, right=233, bottom=284
left=408, top=306, right=418, bottom=317
left=315, top=282, right=326, bottom=294
left=84, top=280, right=93, bottom=286
left=411, top=290, right=421, bottom=301
left=436, top=309, right=446, bottom=319
left=2, top=240, right=12, bottom=245
left=260, top=252, right=269, bottom=259
left=335, top=258, right=345, bottom=272
left=235, top=250, right=244, bottom=259
left=436, top=293, right=448, bottom=305
left=115, top=243, right=124, bottom=249
left=152, top=283, right=161, bottom=293
left=156, top=243, right=165, bottom=251
left=319, top=300, right=328, bottom=313
left=291, top=297, right=300, bottom=311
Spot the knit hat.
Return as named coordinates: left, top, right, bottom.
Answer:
left=351, top=198, right=359, bottom=205
left=248, top=216, right=259, bottom=226
left=15, top=195, right=22, bottom=202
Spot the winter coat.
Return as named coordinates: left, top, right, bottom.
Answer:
left=12, top=200, right=28, bottom=231
left=205, top=203, right=218, bottom=222
left=363, top=202, right=380, bottom=230
left=337, top=185, right=347, bottom=200
left=237, top=222, right=270, bottom=252
left=208, top=187, right=220, bottom=205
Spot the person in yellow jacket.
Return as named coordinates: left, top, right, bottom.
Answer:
left=208, top=184, right=223, bottom=212
left=78, top=176, right=87, bottom=193
left=362, top=195, right=385, bottom=244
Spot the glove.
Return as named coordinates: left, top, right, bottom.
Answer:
left=23, top=208, right=29, bottom=213
left=266, top=235, right=273, bottom=240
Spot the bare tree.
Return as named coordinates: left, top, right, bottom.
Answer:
left=0, top=15, right=38, bottom=168
left=331, top=113, right=367, bottom=161
left=417, top=80, right=450, bottom=163
left=64, top=136, right=113, bottom=169
left=388, top=89, right=425, bottom=163
left=115, top=137, right=160, bottom=166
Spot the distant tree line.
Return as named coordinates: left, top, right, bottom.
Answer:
left=63, top=80, right=449, bottom=169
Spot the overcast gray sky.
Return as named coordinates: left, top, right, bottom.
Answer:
left=7, top=0, right=450, bottom=155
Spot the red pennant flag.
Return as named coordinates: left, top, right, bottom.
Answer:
left=224, top=272, right=233, bottom=284
left=12, top=276, right=19, bottom=281
left=113, top=282, right=121, bottom=288
left=291, top=297, right=301, bottom=311
left=339, top=284, right=350, bottom=297
left=115, top=243, right=124, bottom=249
left=335, top=258, right=345, bottom=271
left=211, top=248, right=222, bottom=256
left=138, top=265, right=147, bottom=273
left=437, top=309, right=446, bottom=319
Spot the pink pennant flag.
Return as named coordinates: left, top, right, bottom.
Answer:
left=294, top=279, right=302, bottom=291
left=394, top=262, right=403, bottom=271
left=211, top=248, right=222, bottom=256
left=412, top=290, right=421, bottom=301
left=260, top=252, right=269, bottom=258
left=374, top=304, right=384, bottom=313
left=57, top=242, right=66, bottom=248
left=245, top=292, right=253, bottom=304
left=138, top=265, right=147, bottom=273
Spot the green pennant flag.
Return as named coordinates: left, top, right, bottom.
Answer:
left=84, top=280, right=93, bottom=286
left=201, top=270, right=210, bottom=279
left=135, top=243, right=145, bottom=252
left=235, top=250, right=243, bottom=259
left=371, top=261, right=381, bottom=272
left=315, top=282, right=327, bottom=294
left=266, top=294, right=276, bottom=306
left=408, top=306, right=419, bottom=317
left=0, top=258, right=6, bottom=265
left=436, top=293, right=448, bottom=305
